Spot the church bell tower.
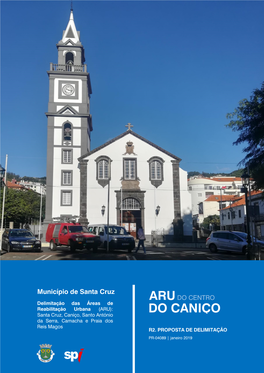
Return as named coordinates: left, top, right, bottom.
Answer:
left=45, top=10, right=92, bottom=223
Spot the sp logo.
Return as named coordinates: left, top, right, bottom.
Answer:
left=64, top=349, right=84, bottom=362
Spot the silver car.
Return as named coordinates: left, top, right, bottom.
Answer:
left=206, top=231, right=248, bottom=254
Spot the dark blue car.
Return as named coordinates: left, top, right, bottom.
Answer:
left=2, top=229, right=41, bottom=252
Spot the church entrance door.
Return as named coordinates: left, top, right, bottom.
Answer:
left=120, top=198, right=141, bottom=239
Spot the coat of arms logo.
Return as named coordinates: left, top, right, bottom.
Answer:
left=37, top=344, right=55, bottom=363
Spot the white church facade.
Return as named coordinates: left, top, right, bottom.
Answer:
left=44, top=10, right=192, bottom=241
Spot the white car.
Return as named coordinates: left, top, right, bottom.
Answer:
left=88, top=224, right=135, bottom=252
left=206, top=231, right=264, bottom=254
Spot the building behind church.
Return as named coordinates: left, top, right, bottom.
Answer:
left=44, top=10, right=192, bottom=242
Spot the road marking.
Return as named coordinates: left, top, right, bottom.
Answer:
left=207, top=257, right=221, bottom=260
left=35, top=255, right=47, bottom=260
left=35, top=255, right=53, bottom=261
left=42, top=255, right=53, bottom=260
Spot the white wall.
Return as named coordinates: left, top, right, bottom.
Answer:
left=179, top=169, right=192, bottom=236
left=85, top=133, right=192, bottom=236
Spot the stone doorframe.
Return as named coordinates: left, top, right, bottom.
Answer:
left=115, top=190, right=146, bottom=230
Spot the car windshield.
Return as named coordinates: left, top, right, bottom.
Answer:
left=105, top=226, right=128, bottom=235
left=68, top=226, right=88, bottom=233
left=233, top=232, right=247, bottom=239
left=9, top=230, right=34, bottom=237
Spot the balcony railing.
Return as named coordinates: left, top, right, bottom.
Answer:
left=50, top=63, right=87, bottom=73
left=252, top=214, right=264, bottom=222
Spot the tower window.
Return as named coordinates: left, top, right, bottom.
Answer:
left=66, top=52, right=74, bottom=65
left=63, top=122, right=72, bottom=146
left=62, top=149, right=72, bottom=164
left=61, top=190, right=72, bottom=206
left=62, top=171, right=72, bottom=186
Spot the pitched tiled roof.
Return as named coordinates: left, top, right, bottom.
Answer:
left=210, top=177, right=242, bottom=182
left=221, top=190, right=262, bottom=210
left=204, top=195, right=241, bottom=202
left=7, top=181, right=26, bottom=190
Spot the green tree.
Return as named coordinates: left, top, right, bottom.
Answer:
left=201, top=215, right=220, bottom=229
left=226, top=81, right=264, bottom=189
left=0, top=189, right=45, bottom=224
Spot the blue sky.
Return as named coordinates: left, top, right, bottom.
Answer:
left=1, top=1, right=264, bottom=178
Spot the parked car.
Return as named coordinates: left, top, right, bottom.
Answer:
left=2, top=229, right=41, bottom=252
left=88, top=224, right=135, bottom=252
left=46, top=223, right=101, bottom=252
left=206, top=230, right=264, bottom=254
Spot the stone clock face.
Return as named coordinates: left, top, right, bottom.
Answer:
left=62, top=84, right=75, bottom=96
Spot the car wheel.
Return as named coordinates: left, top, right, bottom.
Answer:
left=209, top=243, right=217, bottom=253
left=50, top=241, right=57, bottom=251
left=70, top=241, right=76, bottom=252
left=7, top=244, right=12, bottom=253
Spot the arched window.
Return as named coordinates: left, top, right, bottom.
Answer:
left=63, top=122, right=72, bottom=146
left=122, top=198, right=140, bottom=210
left=65, top=52, right=74, bottom=71
left=151, top=161, right=162, bottom=180
left=98, top=160, right=109, bottom=180
left=95, top=156, right=111, bottom=187
left=148, top=157, right=164, bottom=188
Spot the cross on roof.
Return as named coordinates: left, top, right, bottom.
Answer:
left=125, top=123, right=133, bottom=131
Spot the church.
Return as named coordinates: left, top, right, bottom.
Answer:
left=44, top=10, right=192, bottom=241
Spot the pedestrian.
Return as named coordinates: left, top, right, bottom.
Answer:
left=24, top=222, right=30, bottom=230
left=135, top=226, right=146, bottom=254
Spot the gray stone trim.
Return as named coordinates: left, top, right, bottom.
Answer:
left=44, top=116, right=55, bottom=223
left=58, top=80, right=79, bottom=100
left=47, top=70, right=89, bottom=78
left=171, top=160, right=181, bottom=221
left=115, top=190, right=146, bottom=230
left=49, top=77, right=55, bottom=104
left=148, top=156, right=164, bottom=188
left=95, top=156, right=112, bottom=188
left=55, top=145, right=81, bottom=149
left=81, top=117, right=90, bottom=154
left=61, top=149, right=73, bottom=164
left=79, top=160, right=88, bottom=225
left=57, top=105, right=79, bottom=115
left=61, top=170, right=73, bottom=186
left=79, top=130, right=181, bottom=162
left=61, top=190, right=73, bottom=206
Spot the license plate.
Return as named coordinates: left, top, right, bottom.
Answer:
left=122, top=243, right=129, bottom=246
left=87, top=240, right=94, bottom=243
left=23, top=245, right=33, bottom=248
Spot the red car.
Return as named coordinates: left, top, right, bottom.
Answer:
left=46, top=223, right=101, bottom=252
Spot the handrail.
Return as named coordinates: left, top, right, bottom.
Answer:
left=50, top=63, right=87, bottom=73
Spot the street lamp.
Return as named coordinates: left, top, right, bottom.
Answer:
left=0, top=157, right=7, bottom=253
left=0, top=166, right=5, bottom=181
left=241, top=172, right=251, bottom=259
